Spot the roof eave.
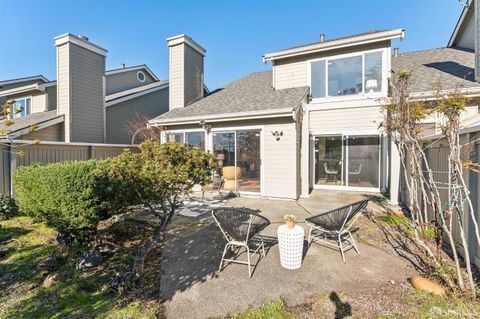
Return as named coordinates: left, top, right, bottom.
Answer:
left=149, top=108, right=296, bottom=126
left=105, top=65, right=160, bottom=82
left=2, top=114, right=64, bottom=139
left=448, top=0, right=472, bottom=47
left=105, top=83, right=169, bottom=107
left=263, top=29, right=405, bottom=62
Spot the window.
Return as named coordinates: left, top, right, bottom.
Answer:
left=185, top=131, right=205, bottom=149
left=166, top=132, right=184, bottom=143
left=137, top=71, right=146, bottom=82
left=165, top=131, right=206, bottom=150
left=10, top=97, right=31, bottom=118
left=310, top=50, right=384, bottom=99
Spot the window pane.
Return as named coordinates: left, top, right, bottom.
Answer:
left=328, top=56, right=362, bottom=96
left=166, top=133, right=184, bottom=143
left=12, top=98, right=27, bottom=118
left=347, top=136, right=379, bottom=188
left=315, top=136, right=344, bottom=186
left=311, top=60, right=326, bottom=98
left=236, top=130, right=261, bottom=192
left=365, top=52, right=382, bottom=94
left=185, top=131, right=205, bottom=149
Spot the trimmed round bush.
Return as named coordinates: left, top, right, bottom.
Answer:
left=13, top=159, right=136, bottom=246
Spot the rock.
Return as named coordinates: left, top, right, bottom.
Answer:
left=389, top=280, right=395, bottom=285
left=42, top=274, right=58, bottom=288
left=429, top=306, right=442, bottom=316
left=392, top=210, right=404, bottom=217
left=75, top=250, right=103, bottom=270
left=38, top=256, right=59, bottom=270
left=411, top=275, right=446, bottom=296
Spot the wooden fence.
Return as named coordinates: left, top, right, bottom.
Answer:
left=0, top=140, right=137, bottom=195
left=399, top=136, right=480, bottom=267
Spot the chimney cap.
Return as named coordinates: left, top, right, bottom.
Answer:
left=319, top=34, right=326, bottom=42
left=167, top=34, right=206, bottom=56
left=54, top=33, right=107, bottom=56
left=393, top=47, right=399, bottom=57
left=120, top=63, right=126, bottom=69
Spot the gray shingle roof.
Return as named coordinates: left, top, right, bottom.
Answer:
left=0, top=110, right=63, bottom=134
left=391, top=47, right=479, bottom=93
left=151, top=71, right=308, bottom=123
left=106, top=80, right=168, bottom=102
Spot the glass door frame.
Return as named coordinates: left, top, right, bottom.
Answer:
left=312, top=134, right=382, bottom=192
left=209, top=126, right=264, bottom=196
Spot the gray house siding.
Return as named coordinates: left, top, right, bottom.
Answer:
left=19, top=122, right=64, bottom=141
left=106, top=69, right=155, bottom=95
left=57, top=42, right=105, bottom=143
left=184, top=46, right=204, bottom=106
left=70, top=44, right=105, bottom=143
left=106, top=87, right=169, bottom=144
left=45, top=85, right=57, bottom=110
left=455, top=7, right=475, bottom=50
left=169, top=44, right=184, bottom=110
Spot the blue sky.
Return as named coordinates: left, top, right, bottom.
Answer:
left=0, top=0, right=465, bottom=89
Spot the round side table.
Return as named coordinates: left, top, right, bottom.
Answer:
left=277, top=224, right=304, bottom=269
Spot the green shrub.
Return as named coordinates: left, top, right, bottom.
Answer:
left=13, top=159, right=135, bottom=246
left=0, top=194, right=19, bottom=220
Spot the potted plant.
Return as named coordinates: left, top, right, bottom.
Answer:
left=284, top=214, right=296, bottom=229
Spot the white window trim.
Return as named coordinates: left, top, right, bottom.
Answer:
left=137, top=71, right=146, bottom=82
left=308, top=47, right=388, bottom=103
left=10, top=96, right=32, bottom=119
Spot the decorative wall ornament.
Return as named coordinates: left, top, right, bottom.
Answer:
left=271, top=131, right=284, bottom=141
left=200, top=121, right=212, bottom=133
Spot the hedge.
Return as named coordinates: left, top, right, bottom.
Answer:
left=13, top=159, right=136, bottom=246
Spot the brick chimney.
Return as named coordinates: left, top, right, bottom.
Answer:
left=55, top=33, right=107, bottom=143
left=167, top=34, right=205, bottom=110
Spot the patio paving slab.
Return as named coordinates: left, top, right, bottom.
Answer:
left=159, top=192, right=416, bottom=319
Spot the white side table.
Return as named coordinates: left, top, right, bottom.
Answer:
left=277, top=224, right=304, bottom=269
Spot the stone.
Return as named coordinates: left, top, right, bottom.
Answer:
left=75, top=250, right=103, bottom=270
left=42, top=274, right=58, bottom=288
left=411, top=275, right=446, bottom=296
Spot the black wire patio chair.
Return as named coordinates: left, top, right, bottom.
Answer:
left=212, top=208, right=270, bottom=278
left=306, top=199, right=369, bottom=263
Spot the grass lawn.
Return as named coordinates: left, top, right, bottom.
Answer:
left=0, top=216, right=161, bottom=319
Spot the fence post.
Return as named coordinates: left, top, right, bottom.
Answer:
left=88, top=145, right=93, bottom=159
left=9, top=144, right=16, bottom=197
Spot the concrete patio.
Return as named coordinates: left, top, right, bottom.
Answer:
left=159, top=190, right=415, bottom=318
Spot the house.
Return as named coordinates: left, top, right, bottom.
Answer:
left=150, top=4, right=480, bottom=202
left=0, top=33, right=174, bottom=144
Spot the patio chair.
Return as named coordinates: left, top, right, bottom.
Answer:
left=324, top=163, right=339, bottom=183
left=212, top=208, right=270, bottom=277
left=306, top=199, right=369, bottom=263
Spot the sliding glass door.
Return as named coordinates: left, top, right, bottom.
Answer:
left=212, top=129, right=261, bottom=193
left=315, top=135, right=344, bottom=186
left=314, top=135, right=380, bottom=189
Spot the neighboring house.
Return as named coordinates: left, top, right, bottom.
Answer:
left=0, top=34, right=172, bottom=144
left=150, top=3, right=480, bottom=202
